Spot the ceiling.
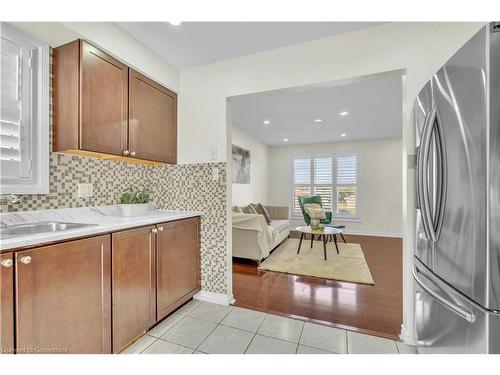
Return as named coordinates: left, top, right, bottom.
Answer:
left=116, top=22, right=383, bottom=68
left=230, top=73, right=403, bottom=146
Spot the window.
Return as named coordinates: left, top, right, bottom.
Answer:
left=335, top=155, right=358, bottom=218
left=1, top=24, right=49, bottom=194
left=292, top=153, right=358, bottom=219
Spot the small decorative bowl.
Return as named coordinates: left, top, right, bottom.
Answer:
left=310, top=218, right=321, bottom=230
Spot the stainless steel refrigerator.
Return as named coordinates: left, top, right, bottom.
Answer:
left=414, top=23, right=500, bottom=354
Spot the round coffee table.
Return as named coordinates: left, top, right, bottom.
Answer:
left=295, top=226, right=343, bottom=260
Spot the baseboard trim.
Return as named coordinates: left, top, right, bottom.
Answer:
left=194, top=290, right=234, bottom=306
left=344, top=231, right=403, bottom=238
left=399, top=324, right=417, bottom=346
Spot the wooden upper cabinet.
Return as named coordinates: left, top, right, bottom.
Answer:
left=15, top=235, right=111, bottom=354
left=80, top=42, right=128, bottom=156
left=54, top=39, right=177, bottom=164
left=53, top=40, right=80, bottom=151
left=128, top=69, right=177, bottom=163
left=111, top=226, right=156, bottom=353
left=0, top=252, right=14, bottom=354
left=156, top=217, right=200, bottom=320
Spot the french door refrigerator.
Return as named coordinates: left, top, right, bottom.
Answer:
left=414, top=23, right=500, bottom=354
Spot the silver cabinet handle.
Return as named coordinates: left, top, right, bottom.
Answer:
left=152, top=228, right=158, bottom=234
left=413, top=265, right=474, bottom=323
left=130, top=151, right=136, bottom=157
left=1, top=259, right=13, bottom=268
left=123, top=150, right=130, bottom=156
left=19, top=256, right=32, bottom=265
left=158, top=226, right=164, bottom=232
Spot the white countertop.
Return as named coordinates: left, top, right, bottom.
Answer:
left=0, top=206, right=203, bottom=252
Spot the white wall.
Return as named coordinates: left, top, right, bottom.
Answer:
left=231, top=127, right=269, bottom=206
left=179, top=22, right=486, bottom=343
left=179, top=23, right=483, bottom=164
left=9, top=22, right=179, bottom=92
left=269, top=138, right=402, bottom=236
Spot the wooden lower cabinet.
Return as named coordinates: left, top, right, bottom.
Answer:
left=111, top=226, right=156, bottom=353
left=156, top=217, right=201, bottom=320
left=0, top=252, right=14, bottom=354
left=0, top=216, right=201, bottom=354
left=15, top=235, right=111, bottom=354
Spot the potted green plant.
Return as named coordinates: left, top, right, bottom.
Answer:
left=118, top=187, right=152, bottom=217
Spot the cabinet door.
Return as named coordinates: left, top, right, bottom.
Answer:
left=81, top=41, right=128, bottom=156
left=15, top=235, right=111, bottom=354
left=157, top=218, right=200, bottom=320
left=128, top=69, right=177, bottom=163
left=112, top=226, right=156, bottom=353
left=0, top=252, right=14, bottom=354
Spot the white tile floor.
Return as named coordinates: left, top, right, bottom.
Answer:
left=122, top=300, right=417, bottom=354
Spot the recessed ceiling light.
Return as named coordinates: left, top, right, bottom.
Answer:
left=340, top=133, right=347, bottom=137
left=263, top=120, right=271, bottom=125
left=168, top=21, right=182, bottom=26
left=339, top=111, right=349, bottom=116
left=283, top=138, right=289, bottom=142
left=314, top=119, right=323, bottom=123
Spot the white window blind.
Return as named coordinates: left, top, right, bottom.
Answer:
left=1, top=24, right=49, bottom=194
left=314, top=157, right=332, bottom=184
left=294, top=158, right=310, bottom=184
left=337, top=155, right=357, bottom=184
left=335, top=155, right=358, bottom=218
left=1, top=37, right=31, bottom=178
left=292, top=154, right=358, bottom=219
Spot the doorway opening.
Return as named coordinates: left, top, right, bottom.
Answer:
left=227, top=70, right=405, bottom=339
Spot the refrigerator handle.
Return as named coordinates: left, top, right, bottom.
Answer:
left=434, top=110, right=447, bottom=240
left=418, top=106, right=438, bottom=242
left=413, top=265, right=475, bottom=323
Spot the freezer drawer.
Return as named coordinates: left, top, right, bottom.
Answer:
left=414, top=258, right=500, bottom=354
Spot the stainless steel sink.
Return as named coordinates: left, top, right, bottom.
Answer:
left=0, top=221, right=97, bottom=239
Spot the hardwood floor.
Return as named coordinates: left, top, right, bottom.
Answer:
left=232, top=233, right=402, bottom=340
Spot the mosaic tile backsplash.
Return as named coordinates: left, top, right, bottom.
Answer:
left=0, top=49, right=229, bottom=295
left=0, top=153, right=229, bottom=295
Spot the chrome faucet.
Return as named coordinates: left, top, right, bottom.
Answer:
left=0, top=195, right=23, bottom=204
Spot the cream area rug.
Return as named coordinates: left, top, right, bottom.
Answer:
left=258, top=238, right=375, bottom=285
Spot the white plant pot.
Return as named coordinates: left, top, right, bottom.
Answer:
left=119, top=203, right=152, bottom=217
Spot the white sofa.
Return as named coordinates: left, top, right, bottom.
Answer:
left=232, top=206, right=290, bottom=263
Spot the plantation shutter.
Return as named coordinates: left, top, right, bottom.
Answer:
left=293, top=158, right=311, bottom=211
left=294, top=158, right=311, bottom=184
left=335, top=155, right=358, bottom=217
left=313, top=157, right=332, bottom=184
left=292, top=154, right=359, bottom=218
left=313, top=157, right=332, bottom=211
left=337, top=156, right=357, bottom=185
left=0, top=36, right=31, bottom=179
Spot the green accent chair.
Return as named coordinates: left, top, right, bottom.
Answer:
left=298, top=195, right=347, bottom=243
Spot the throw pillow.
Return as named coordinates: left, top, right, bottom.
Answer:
left=250, top=203, right=261, bottom=214
left=232, top=206, right=243, bottom=213
left=303, top=203, right=326, bottom=220
left=242, top=205, right=258, bottom=214
left=252, top=203, right=272, bottom=225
